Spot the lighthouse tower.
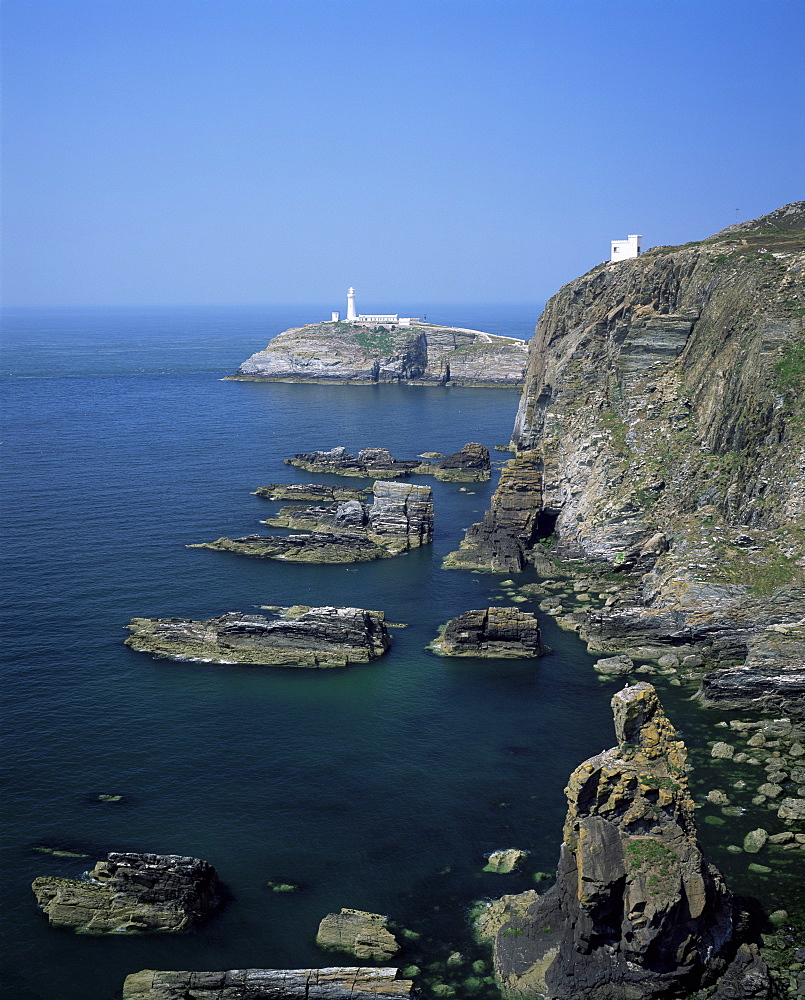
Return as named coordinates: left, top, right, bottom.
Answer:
left=346, top=287, right=356, bottom=321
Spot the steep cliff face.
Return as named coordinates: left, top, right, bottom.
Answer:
left=449, top=204, right=805, bottom=714
left=481, top=685, right=739, bottom=1000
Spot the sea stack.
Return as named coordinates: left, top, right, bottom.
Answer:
left=481, top=683, right=739, bottom=999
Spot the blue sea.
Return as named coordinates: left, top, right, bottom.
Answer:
left=0, top=305, right=800, bottom=1000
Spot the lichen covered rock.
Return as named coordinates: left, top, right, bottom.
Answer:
left=431, top=607, right=547, bottom=658
left=316, top=909, right=401, bottom=962
left=486, top=683, right=735, bottom=999
left=32, top=853, right=220, bottom=934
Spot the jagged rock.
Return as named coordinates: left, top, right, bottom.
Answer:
left=252, top=483, right=370, bottom=502
left=126, top=607, right=390, bottom=667
left=423, top=443, right=492, bottom=482
left=199, top=482, right=433, bottom=562
left=430, top=607, right=547, bottom=658
left=484, top=683, right=734, bottom=999
left=711, top=943, right=778, bottom=1000
left=444, top=205, right=805, bottom=716
left=286, top=446, right=423, bottom=479
left=484, top=849, right=528, bottom=873
left=777, top=797, right=805, bottom=821
left=32, top=853, right=220, bottom=934
left=122, top=967, right=414, bottom=999
left=227, top=319, right=527, bottom=386
left=316, top=909, right=401, bottom=961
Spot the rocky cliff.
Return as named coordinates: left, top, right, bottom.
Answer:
left=228, top=321, right=528, bottom=386
left=479, top=684, right=741, bottom=1000
left=448, top=204, right=805, bottom=715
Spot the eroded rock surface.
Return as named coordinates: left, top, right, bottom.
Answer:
left=316, top=909, right=401, bottom=962
left=228, top=320, right=527, bottom=387
left=285, top=443, right=491, bottom=482
left=126, top=607, right=390, bottom=667
left=481, top=684, right=737, bottom=999
left=253, top=483, right=370, bottom=502
left=431, top=607, right=547, bottom=658
left=32, top=853, right=220, bottom=934
left=122, top=967, right=413, bottom=1000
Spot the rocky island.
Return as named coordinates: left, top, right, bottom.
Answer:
left=125, top=606, right=391, bottom=667
left=478, top=683, right=765, bottom=1000
left=447, top=203, right=805, bottom=717
left=32, top=852, right=220, bottom=934
left=228, top=319, right=527, bottom=387
left=192, top=481, right=433, bottom=562
left=430, top=607, right=547, bottom=658
left=286, top=442, right=491, bottom=482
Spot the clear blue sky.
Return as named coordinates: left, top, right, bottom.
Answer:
left=2, top=0, right=802, bottom=308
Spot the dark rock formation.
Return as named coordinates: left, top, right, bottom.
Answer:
left=422, top=442, right=492, bottom=482
left=32, top=853, right=220, bottom=934
left=227, top=319, right=528, bottom=387
left=446, top=205, right=805, bottom=715
left=122, top=967, right=414, bottom=1000
left=126, top=607, right=391, bottom=667
left=431, top=607, right=547, bottom=658
left=284, top=443, right=491, bottom=482
left=195, top=482, right=433, bottom=562
left=480, top=684, right=738, bottom=999
left=316, top=909, right=401, bottom=961
left=253, top=483, right=370, bottom=502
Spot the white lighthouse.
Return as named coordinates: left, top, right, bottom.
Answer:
left=346, top=287, right=357, bottom=321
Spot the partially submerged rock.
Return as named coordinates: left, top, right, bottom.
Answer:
left=421, top=443, right=491, bottom=482
left=482, top=683, right=737, bottom=999
left=431, top=607, right=547, bottom=658
left=32, top=852, right=220, bottom=934
left=316, top=909, right=401, bottom=962
left=285, top=443, right=491, bottom=482
left=194, top=482, right=433, bottom=563
left=126, top=607, right=391, bottom=667
left=122, top=967, right=414, bottom=999
left=484, top=849, right=528, bottom=873
left=253, top=483, right=370, bottom=502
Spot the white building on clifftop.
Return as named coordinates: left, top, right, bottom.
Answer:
left=611, top=234, right=643, bottom=262
left=330, top=287, right=419, bottom=327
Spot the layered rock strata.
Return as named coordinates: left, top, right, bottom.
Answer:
left=195, top=482, right=433, bottom=562
left=32, top=853, right=220, bottom=934
left=481, top=684, right=737, bottom=999
left=316, top=909, right=401, bottom=962
left=447, top=204, right=805, bottom=715
left=430, top=607, right=547, bottom=658
left=228, top=320, right=528, bottom=386
left=122, top=967, right=414, bottom=1000
left=253, top=483, right=370, bottom=502
left=285, top=443, right=491, bottom=482
left=126, top=607, right=391, bottom=667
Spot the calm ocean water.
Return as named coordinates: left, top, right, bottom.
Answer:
left=0, top=306, right=800, bottom=999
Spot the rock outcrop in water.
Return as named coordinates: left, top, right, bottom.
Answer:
left=193, top=482, right=433, bottom=562
left=253, top=483, right=370, bottom=502
left=32, top=853, right=220, bottom=934
left=430, top=607, right=547, bottom=658
left=126, top=606, right=390, bottom=667
left=316, top=909, right=401, bottom=961
left=122, top=967, right=414, bottom=999
left=447, top=204, right=805, bottom=716
left=480, top=684, right=739, bottom=999
left=285, top=443, right=491, bottom=482
left=228, top=320, right=528, bottom=386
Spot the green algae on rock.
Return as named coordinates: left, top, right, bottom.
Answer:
left=126, top=607, right=391, bottom=667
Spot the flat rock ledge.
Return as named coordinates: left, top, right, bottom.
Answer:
left=316, top=909, right=401, bottom=962
left=430, top=607, right=547, bottom=658
left=122, top=967, right=414, bottom=1000
left=286, top=443, right=491, bottom=482
left=32, top=852, right=220, bottom=934
left=479, top=684, right=751, bottom=1000
left=126, top=607, right=391, bottom=667
left=253, top=483, right=371, bottom=502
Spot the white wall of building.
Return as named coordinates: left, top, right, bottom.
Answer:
left=611, top=234, right=643, bottom=262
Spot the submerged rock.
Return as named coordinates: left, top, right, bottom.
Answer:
left=430, top=607, right=547, bottom=658
left=482, top=683, right=737, bottom=999
left=122, top=967, right=414, bottom=999
left=126, top=607, right=391, bottom=667
left=32, top=852, right=220, bottom=934
left=316, top=909, right=401, bottom=961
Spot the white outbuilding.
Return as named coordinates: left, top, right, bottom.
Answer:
left=611, top=235, right=643, bottom=262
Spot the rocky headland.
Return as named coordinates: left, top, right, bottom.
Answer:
left=122, top=968, right=414, bottom=1000
left=32, top=852, right=220, bottom=934
left=447, top=203, right=805, bottom=717
left=228, top=320, right=528, bottom=386
left=126, top=606, right=391, bottom=667
left=286, top=443, right=491, bottom=482
left=478, top=683, right=758, bottom=1000
left=193, top=481, right=433, bottom=563
left=430, top=607, right=547, bottom=658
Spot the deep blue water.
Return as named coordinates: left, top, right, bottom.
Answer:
left=0, top=306, right=800, bottom=1000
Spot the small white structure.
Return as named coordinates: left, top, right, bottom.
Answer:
left=331, top=311, right=340, bottom=322
left=611, top=234, right=642, bottom=262
left=334, top=288, right=419, bottom=327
